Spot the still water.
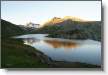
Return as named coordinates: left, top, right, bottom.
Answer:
left=14, top=34, right=101, bottom=65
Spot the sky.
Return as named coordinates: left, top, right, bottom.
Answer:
left=1, top=1, right=101, bottom=25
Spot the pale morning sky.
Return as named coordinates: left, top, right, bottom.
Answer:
left=1, top=1, right=101, bottom=25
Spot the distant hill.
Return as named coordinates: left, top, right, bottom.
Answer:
left=26, top=22, right=40, bottom=28
left=1, top=19, right=26, bottom=38
left=18, top=25, right=38, bottom=33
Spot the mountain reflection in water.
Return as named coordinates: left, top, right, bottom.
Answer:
left=24, top=38, right=40, bottom=45
left=24, top=38, right=78, bottom=49
left=44, top=40, right=78, bottom=48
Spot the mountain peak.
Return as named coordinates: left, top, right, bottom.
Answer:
left=43, top=16, right=85, bottom=26
left=63, top=16, right=84, bottom=21
left=50, top=17, right=63, bottom=24
left=52, top=17, right=61, bottom=20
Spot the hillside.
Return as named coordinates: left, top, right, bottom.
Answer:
left=1, top=19, right=49, bottom=68
left=1, top=19, right=26, bottom=38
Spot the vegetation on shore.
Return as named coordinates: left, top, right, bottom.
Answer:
left=1, top=38, right=49, bottom=68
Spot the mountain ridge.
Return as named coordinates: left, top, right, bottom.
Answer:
left=43, top=16, right=93, bottom=26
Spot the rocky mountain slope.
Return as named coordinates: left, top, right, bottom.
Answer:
left=36, top=16, right=101, bottom=41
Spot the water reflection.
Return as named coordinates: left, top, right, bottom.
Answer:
left=44, top=40, right=78, bottom=48
left=24, top=38, right=40, bottom=45
left=24, top=38, right=79, bottom=49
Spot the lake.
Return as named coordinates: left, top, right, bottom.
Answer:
left=14, top=34, right=101, bottom=65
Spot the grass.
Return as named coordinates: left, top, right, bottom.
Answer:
left=1, top=38, right=49, bottom=68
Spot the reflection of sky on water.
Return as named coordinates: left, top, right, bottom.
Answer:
left=15, top=34, right=101, bottom=65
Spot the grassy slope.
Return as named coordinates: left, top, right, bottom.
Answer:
left=1, top=19, right=26, bottom=38
left=1, top=38, right=48, bottom=68
left=1, top=19, right=49, bottom=68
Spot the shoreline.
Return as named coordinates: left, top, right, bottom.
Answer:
left=22, top=38, right=101, bottom=68
left=32, top=49, right=101, bottom=68
left=47, top=33, right=101, bottom=42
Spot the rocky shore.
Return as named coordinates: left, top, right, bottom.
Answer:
left=47, top=33, right=101, bottom=41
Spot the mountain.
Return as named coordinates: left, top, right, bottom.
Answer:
left=36, top=16, right=101, bottom=41
left=63, top=16, right=84, bottom=21
left=44, top=17, right=63, bottom=25
left=43, top=16, right=84, bottom=26
left=18, top=25, right=38, bottom=33
left=1, top=19, right=26, bottom=38
left=26, top=22, right=40, bottom=28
